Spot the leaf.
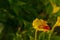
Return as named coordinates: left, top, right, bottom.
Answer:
left=0, top=23, right=4, bottom=34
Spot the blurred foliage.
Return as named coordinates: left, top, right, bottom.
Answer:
left=0, top=0, right=60, bottom=40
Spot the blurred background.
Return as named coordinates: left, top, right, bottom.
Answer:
left=0, top=0, right=60, bottom=40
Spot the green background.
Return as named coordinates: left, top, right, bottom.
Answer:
left=0, top=0, right=60, bottom=40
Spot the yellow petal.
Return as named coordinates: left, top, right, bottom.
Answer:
left=49, top=0, right=60, bottom=14
left=32, top=18, right=41, bottom=29
left=39, top=19, right=48, bottom=26
left=55, top=16, right=60, bottom=26
left=53, top=7, right=60, bottom=13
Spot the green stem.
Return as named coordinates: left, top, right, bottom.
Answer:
left=49, top=24, right=56, bottom=40
left=35, top=30, right=37, bottom=40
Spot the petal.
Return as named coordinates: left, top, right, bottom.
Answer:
left=32, top=18, right=41, bottom=29
left=40, top=19, right=48, bottom=26
left=53, top=7, right=60, bottom=13
left=55, top=16, right=60, bottom=26
left=43, top=26, right=50, bottom=30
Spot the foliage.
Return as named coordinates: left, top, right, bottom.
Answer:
left=0, top=0, right=60, bottom=40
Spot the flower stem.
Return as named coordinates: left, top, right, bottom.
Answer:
left=49, top=24, right=56, bottom=40
left=35, top=30, right=37, bottom=40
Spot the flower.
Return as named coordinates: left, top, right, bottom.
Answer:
left=49, top=0, right=60, bottom=14
left=53, top=7, right=60, bottom=13
left=53, top=6, right=60, bottom=14
left=48, top=16, right=60, bottom=40
left=54, top=16, right=60, bottom=26
left=32, top=18, right=50, bottom=32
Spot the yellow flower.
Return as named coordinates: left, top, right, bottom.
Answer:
left=54, top=16, right=60, bottom=26
left=52, top=5, right=60, bottom=13
left=49, top=16, right=60, bottom=40
left=49, top=0, right=60, bottom=14
left=32, top=18, right=50, bottom=31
